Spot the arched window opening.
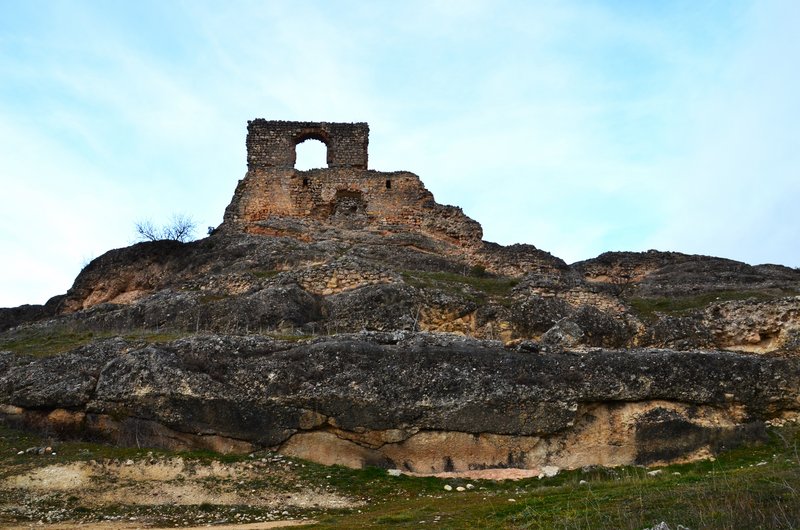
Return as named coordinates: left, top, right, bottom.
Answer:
left=295, top=138, right=328, bottom=170
left=385, top=179, right=392, bottom=189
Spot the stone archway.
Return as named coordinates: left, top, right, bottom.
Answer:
left=294, top=137, right=329, bottom=170
left=246, top=120, right=369, bottom=170
left=293, top=130, right=332, bottom=169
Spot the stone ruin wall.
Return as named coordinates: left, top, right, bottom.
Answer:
left=246, top=120, right=369, bottom=170
left=225, top=168, right=452, bottom=231
left=293, top=260, right=397, bottom=296
left=543, top=288, right=628, bottom=314
left=222, top=120, right=482, bottom=247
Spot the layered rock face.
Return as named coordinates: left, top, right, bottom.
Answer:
left=38, top=234, right=799, bottom=353
left=2, top=119, right=800, bottom=472
left=2, top=334, right=797, bottom=472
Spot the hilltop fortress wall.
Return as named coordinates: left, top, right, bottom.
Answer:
left=221, top=119, right=483, bottom=245
left=245, top=119, right=369, bottom=170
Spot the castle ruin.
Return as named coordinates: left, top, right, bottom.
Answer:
left=221, top=119, right=482, bottom=245
left=246, top=120, right=369, bottom=170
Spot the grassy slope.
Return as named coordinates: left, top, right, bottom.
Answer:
left=401, top=270, right=518, bottom=306
left=0, top=327, right=188, bottom=357
left=626, top=288, right=799, bottom=321
left=1, top=424, right=798, bottom=529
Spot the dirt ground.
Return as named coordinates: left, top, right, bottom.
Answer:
left=0, top=454, right=356, bottom=527
left=0, top=434, right=559, bottom=527
left=404, top=468, right=545, bottom=480
left=3, top=522, right=314, bottom=530
left=3, top=458, right=355, bottom=508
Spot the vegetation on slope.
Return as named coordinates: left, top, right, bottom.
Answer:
left=0, top=326, right=187, bottom=357
left=401, top=269, right=518, bottom=301
left=626, top=288, right=796, bottom=321
left=1, top=423, right=798, bottom=529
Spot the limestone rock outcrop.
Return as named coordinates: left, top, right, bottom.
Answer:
left=2, top=333, right=797, bottom=472
left=2, top=119, right=800, bottom=472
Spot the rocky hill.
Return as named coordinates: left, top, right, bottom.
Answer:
left=2, top=120, right=799, bottom=475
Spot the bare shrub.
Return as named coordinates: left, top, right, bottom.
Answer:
left=135, top=214, right=196, bottom=243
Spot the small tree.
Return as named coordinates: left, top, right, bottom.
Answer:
left=135, top=214, right=197, bottom=243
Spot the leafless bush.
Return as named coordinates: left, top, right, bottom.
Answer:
left=135, top=214, right=196, bottom=243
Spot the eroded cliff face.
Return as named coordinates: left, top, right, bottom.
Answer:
left=28, top=231, right=797, bottom=356
left=5, top=235, right=791, bottom=474
left=2, top=120, right=800, bottom=472
left=2, top=334, right=796, bottom=472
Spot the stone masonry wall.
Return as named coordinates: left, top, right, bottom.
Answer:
left=222, top=167, right=482, bottom=246
left=222, top=120, right=483, bottom=247
left=293, top=260, right=397, bottom=296
left=523, top=286, right=627, bottom=314
left=246, top=120, right=369, bottom=170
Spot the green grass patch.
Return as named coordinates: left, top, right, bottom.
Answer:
left=0, top=328, right=102, bottom=357
left=302, top=426, right=800, bottom=529
left=401, top=270, right=518, bottom=300
left=198, top=293, right=230, bottom=304
left=373, top=512, right=417, bottom=524
left=0, top=323, right=310, bottom=358
left=120, top=330, right=188, bottom=343
left=263, top=332, right=314, bottom=342
left=251, top=269, right=281, bottom=279
left=0, top=327, right=188, bottom=357
left=628, top=290, right=783, bottom=320
left=1, top=423, right=799, bottom=529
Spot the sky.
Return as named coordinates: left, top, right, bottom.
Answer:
left=1, top=0, right=798, bottom=307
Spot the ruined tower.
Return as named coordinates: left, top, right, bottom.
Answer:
left=245, top=120, right=369, bottom=170
left=221, top=119, right=482, bottom=245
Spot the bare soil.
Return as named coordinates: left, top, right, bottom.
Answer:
left=1, top=454, right=357, bottom=527
left=3, top=522, right=313, bottom=529
left=403, top=468, right=544, bottom=480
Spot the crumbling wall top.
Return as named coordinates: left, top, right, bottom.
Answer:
left=246, top=119, right=369, bottom=170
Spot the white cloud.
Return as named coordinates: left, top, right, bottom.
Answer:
left=2, top=0, right=799, bottom=307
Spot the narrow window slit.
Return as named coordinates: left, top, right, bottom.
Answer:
left=385, top=179, right=392, bottom=189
